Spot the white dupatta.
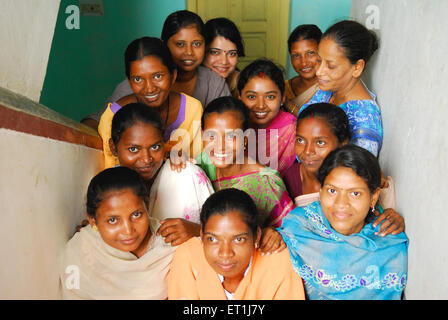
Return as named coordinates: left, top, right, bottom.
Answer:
left=60, top=217, right=175, bottom=300
left=148, top=159, right=215, bottom=223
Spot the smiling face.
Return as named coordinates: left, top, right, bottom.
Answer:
left=166, top=24, right=205, bottom=72
left=88, top=189, right=151, bottom=256
left=202, top=111, right=246, bottom=169
left=315, top=37, right=361, bottom=92
left=295, top=117, right=341, bottom=174
left=203, top=36, right=238, bottom=79
left=129, top=55, right=176, bottom=107
left=290, top=39, right=320, bottom=80
left=201, top=210, right=260, bottom=282
left=320, top=166, right=380, bottom=236
left=110, top=121, right=165, bottom=181
left=239, top=76, right=284, bottom=129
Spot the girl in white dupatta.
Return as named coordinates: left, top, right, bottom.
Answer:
left=61, top=167, right=175, bottom=299
left=109, top=103, right=214, bottom=246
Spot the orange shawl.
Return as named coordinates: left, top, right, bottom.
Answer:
left=168, top=237, right=305, bottom=300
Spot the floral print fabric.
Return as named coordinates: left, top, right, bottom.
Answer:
left=213, top=167, right=294, bottom=227
left=300, top=87, right=383, bottom=157
left=278, top=201, right=408, bottom=300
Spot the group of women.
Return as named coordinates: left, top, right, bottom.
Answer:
left=62, top=10, right=408, bottom=300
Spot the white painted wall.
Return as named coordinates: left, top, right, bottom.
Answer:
left=0, top=0, right=104, bottom=299
left=0, top=128, right=103, bottom=299
left=0, top=0, right=61, bottom=102
left=351, top=0, right=448, bottom=299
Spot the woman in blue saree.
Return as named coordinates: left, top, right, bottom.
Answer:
left=300, top=20, right=383, bottom=157
left=278, top=145, right=408, bottom=300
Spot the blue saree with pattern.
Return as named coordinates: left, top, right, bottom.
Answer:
left=300, top=86, right=383, bottom=157
left=278, top=201, right=408, bottom=300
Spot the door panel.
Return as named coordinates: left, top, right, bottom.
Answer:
left=188, top=0, right=289, bottom=70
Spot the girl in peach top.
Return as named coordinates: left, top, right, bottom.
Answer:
left=168, top=188, right=305, bottom=300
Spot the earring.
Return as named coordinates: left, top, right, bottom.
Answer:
left=92, top=225, right=98, bottom=232
left=370, top=207, right=376, bottom=214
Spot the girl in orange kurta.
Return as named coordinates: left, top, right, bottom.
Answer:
left=168, top=188, right=305, bottom=300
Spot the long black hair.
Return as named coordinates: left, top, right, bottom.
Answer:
left=161, top=10, right=205, bottom=43
left=288, top=24, right=322, bottom=52
left=86, top=166, right=149, bottom=219
left=201, top=96, right=249, bottom=131
left=323, top=20, right=379, bottom=65
left=200, top=188, right=259, bottom=236
left=124, top=37, right=176, bottom=79
left=298, top=103, right=351, bottom=144
left=237, top=58, right=285, bottom=96
left=111, top=103, right=164, bottom=146
left=203, top=17, right=245, bottom=57
left=317, top=144, right=381, bottom=193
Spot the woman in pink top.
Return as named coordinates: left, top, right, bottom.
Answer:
left=237, top=58, right=297, bottom=177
